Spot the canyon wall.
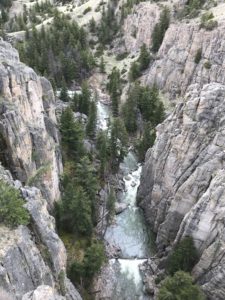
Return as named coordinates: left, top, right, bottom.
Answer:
left=0, top=40, right=81, bottom=300
left=0, top=39, right=62, bottom=207
left=138, top=82, right=225, bottom=298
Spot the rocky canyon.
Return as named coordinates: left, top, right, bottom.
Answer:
left=1, top=0, right=225, bottom=299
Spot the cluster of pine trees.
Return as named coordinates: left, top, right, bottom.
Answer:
left=129, top=43, right=151, bottom=81
left=7, top=1, right=57, bottom=33
left=97, top=3, right=119, bottom=45
left=57, top=105, right=106, bottom=290
left=157, top=237, right=205, bottom=299
left=151, top=7, right=170, bottom=53
left=17, top=12, right=95, bottom=87
left=121, top=82, right=164, bottom=160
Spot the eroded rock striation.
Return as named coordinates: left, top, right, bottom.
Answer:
left=0, top=40, right=81, bottom=300
left=138, top=82, right=225, bottom=298
left=0, top=39, right=62, bottom=207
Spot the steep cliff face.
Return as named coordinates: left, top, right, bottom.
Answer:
left=0, top=163, right=81, bottom=300
left=123, top=2, right=160, bottom=53
left=138, top=82, right=225, bottom=298
left=0, top=39, right=62, bottom=207
left=122, top=1, right=225, bottom=100
left=144, top=22, right=225, bottom=99
left=0, top=40, right=81, bottom=300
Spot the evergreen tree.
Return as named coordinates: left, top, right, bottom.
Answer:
left=83, top=241, right=105, bottom=278
left=151, top=7, right=170, bottom=53
left=167, top=236, right=199, bottom=275
left=79, top=81, right=91, bottom=115
left=138, top=85, right=165, bottom=125
left=60, top=81, right=70, bottom=102
left=75, top=156, right=99, bottom=224
left=0, top=180, right=30, bottom=228
left=129, top=61, right=140, bottom=82
left=110, top=118, right=128, bottom=170
left=158, top=271, right=205, bottom=300
left=107, top=67, right=121, bottom=117
left=122, top=84, right=139, bottom=133
left=100, top=56, right=105, bottom=73
left=16, top=14, right=95, bottom=86
left=60, top=107, right=85, bottom=162
left=60, top=183, right=93, bottom=236
left=86, top=100, right=97, bottom=139
left=72, top=93, right=80, bottom=112
left=69, top=240, right=105, bottom=283
left=138, top=43, right=151, bottom=71
left=138, top=121, right=156, bottom=161
left=96, top=130, right=109, bottom=178
left=89, top=17, right=96, bottom=33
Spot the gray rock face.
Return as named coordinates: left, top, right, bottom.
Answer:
left=144, top=21, right=225, bottom=99
left=0, top=181, right=82, bottom=300
left=0, top=39, right=62, bottom=207
left=123, top=2, right=160, bottom=53
left=138, top=83, right=225, bottom=298
left=22, top=286, right=64, bottom=300
left=0, top=40, right=81, bottom=300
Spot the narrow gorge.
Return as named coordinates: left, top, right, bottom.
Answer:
left=0, top=0, right=225, bottom=299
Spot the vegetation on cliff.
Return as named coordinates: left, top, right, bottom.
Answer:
left=158, top=271, right=205, bottom=300
left=0, top=181, right=29, bottom=228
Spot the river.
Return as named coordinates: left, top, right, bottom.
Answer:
left=96, top=101, right=151, bottom=300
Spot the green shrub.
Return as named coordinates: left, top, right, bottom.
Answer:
left=58, top=270, right=66, bottom=296
left=138, top=43, right=151, bottom=71
left=129, top=61, right=140, bottom=81
left=167, top=236, right=199, bottom=275
left=69, top=240, right=105, bottom=284
left=204, top=61, right=211, bottom=69
left=178, top=0, right=205, bottom=19
left=0, top=181, right=29, bottom=228
left=116, top=52, right=128, bottom=61
left=158, top=271, right=205, bottom=300
left=83, top=7, right=91, bottom=15
left=151, top=7, right=170, bottom=53
left=200, top=12, right=218, bottom=30
left=194, top=48, right=202, bottom=64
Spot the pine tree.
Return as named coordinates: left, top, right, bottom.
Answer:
left=86, top=100, right=97, bottom=139
left=83, top=241, right=105, bottom=278
left=138, top=43, right=151, bottom=71
left=122, top=85, right=139, bottom=133
left=75, top=156, right=99, bottom=224
left=89, top=17, right=96, bottom=33
left=59, top=80, right=69, bottom=102
left=60, top=183, right=93, bottom=235
left=79, top=81, right=91, bottom=115
left=138, top=121, right=156, bottom=161
left=107, top=67, right=121, bottom=117
left=158, top=271, right=205, bottom=300
left=96, top=130, right=109, bottom=178
left=110, top=118, right=128, bottom=170
left=129, top=61, right=140, bottom=82
left=60, top=107, right=85, bottom=162
left=100, top=56, right=105, bottom=73
left=167, top=237, right=199, bottom=275
left=151, top=7, right=170, bottom=53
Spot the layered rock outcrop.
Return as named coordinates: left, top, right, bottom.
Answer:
left=123, top=2, right=160, bottom=53
left=138, top=82, right=225, bottom=298
left=0, top=39, right=62, bottom=207
left=0, top=40, right=81, bottom=300
left=0, top=162, right=81, bottom=300
left=144, top=22, right=225, bottom=99
left=122, top=1, right=225, bottom=100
